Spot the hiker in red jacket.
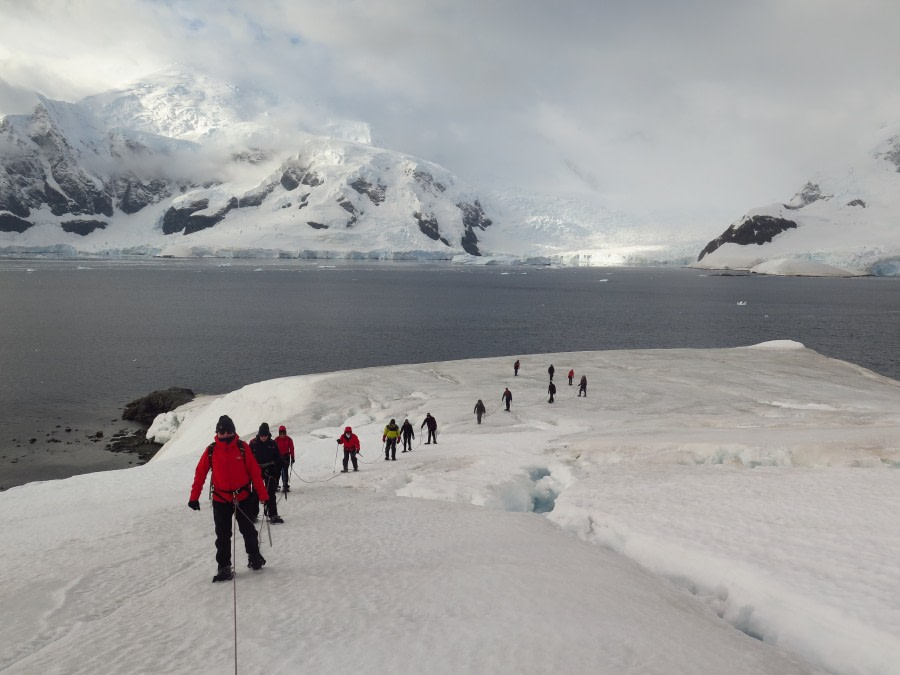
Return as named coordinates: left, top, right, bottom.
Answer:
left=188, top=415, right=270, bottom=582
left=275, top=424, right=295, bottom=492
left=337, top=426, right=361, bottom=472
left=568, top=369, right=575, bottom=385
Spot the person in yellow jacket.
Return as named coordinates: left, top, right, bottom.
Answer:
left=382, top=419, right=401, bottom=461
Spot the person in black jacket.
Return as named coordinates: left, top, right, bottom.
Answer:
left=502, top=387, right=512, bottom=412
left=421, top=413, right=438, bottom=444
left=548, top=364, right=555, bottom=381
left=474, top=399, right=486, bottom=424
left=548, top=382, right=556, bottom=404
left=400, top=418, right=415, bottom=452
left=248, top=423, right=284, bottom=523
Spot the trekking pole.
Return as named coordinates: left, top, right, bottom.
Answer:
left=333, top=443, right=340, bottom=473
left=231, top=501, right=239, bottom=675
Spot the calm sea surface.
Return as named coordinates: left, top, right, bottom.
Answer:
left=1, top=259, right=898, bottom=488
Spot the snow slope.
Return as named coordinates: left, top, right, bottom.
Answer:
left=2, top=343, right=899, bottom=673
left=695, top=131, right=900, bottom=276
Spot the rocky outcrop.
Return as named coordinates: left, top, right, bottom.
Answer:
left=0, top=213, right=33, bottom=233
left=457, top=200, right=492, bottom=256
left=413, top=169, right=446, bottom=194
left=162, top=197, right=237, bottom=235
left=61, top=219, right=107, bottom=235
left=784, top=182, right=830, bottom=210
left=698, top=215, right=798, bottom=260
left=122, top=387, right=195, bottom=426
left=349, top=177, right=386, bottom=205
left=116, top=177, right=172, bottom=214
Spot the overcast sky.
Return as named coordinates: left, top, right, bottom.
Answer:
left=2, top=0, right=900, bottom=225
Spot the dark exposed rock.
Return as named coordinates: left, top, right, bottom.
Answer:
left=43, top=181, right=71, bottom=216
left=698, top=215, right=798, bottom=260
left=282, top=165, right=324, bottom=191
left=106, top=428, right=162, bottom=464
left=122, top=387, right=195, bottom=426
left=349, top=177, right=386, bottom=205
left=307, top=221, right=328, bottom=229
left=0, top=213, right=33, bottom=233
left=337, top=197, right=357, bottom=214
left=414, top=211, right=441, bottom=241
left=162, top=197, right=237, bottom=235
left=0, top=191, right=31, bottom=218
left=61, top=219, right=107, bottom=235
left=413, top=169, right=446, bottom=194
left=875, top=135, right=900, bottom=171
left=847, top=198, right=867, bottom=207
left=116, top=177, right=171, bottom=214
left=280, top=168, right=301, bottom=191
left=784, top=182, right=830, bottom=210
left=238, top=182, right=276, bottom=207
left=456, top=199, right=492, bottom=256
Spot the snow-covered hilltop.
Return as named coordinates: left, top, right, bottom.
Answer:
left=0, top=69, right=714, bottom=264
left=0, top=71, right=498, bottom=259
left=695, top=130, right=900, bottom=276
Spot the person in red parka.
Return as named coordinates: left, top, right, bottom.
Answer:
left=337, top=426, right=360, bottom=472
left=568, top=369, right=575, bottom=385
left=275, top=424, right=295, bottom=492
left=188, top=415, right=270, bottom=582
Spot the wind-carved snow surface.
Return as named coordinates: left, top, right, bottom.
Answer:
left=2, top=344, right=900, bottom=674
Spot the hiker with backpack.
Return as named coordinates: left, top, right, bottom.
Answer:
left=548, top=364, right=555, bottom=381
left=502, top=387, right=512, bottom=412
left=578, top=375, right=587, bottom=397
left=337, top=426, right=361, bottom=472
left=474, top=399, right=486, bottom=424
left=188, top=415, right=269, bottom=581
left=248, top=423, right=284, bottom=524
left=548, top=382, right=557, bottom=404
left=275, top=425, right=295, bottom=492
left=400, top=418, right=415, bottom=452
left=568, top=369, right=575, bottom=385
left=421, top=413, right=438, bottom=444
left=383, top=419, right=401, bottom=461
left=514, top=359, right=520, bottom=376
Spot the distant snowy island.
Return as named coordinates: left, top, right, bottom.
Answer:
left=1, top=343, right=898, bottom=673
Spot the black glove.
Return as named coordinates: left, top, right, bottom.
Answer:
left=291, top=458, right=295, bottom=465
left=188, top=500, right=200, bottom=511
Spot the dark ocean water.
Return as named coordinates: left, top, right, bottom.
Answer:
left=1, top=259, right=898, bottom=488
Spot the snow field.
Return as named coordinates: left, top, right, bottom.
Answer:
left=2, top=343, right=899, bottom=673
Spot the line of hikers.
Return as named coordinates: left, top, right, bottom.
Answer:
left=189, top=412, right=442, bottom=580
left=479, top=361, right=589, bottom=419
left=189, top=359, right=587, bottom=581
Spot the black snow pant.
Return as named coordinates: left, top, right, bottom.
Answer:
left=579, top=385, right=587, bottom=397
left=476, top=413, right=483, bottom=424
left=385, top=438, right=397, bottom=459
left=504, top=399, right=511, bottom=411
left=425, top=428, right=437, bottom=444
left=568, top=376, right=573, bottom=385
left=402, top=435, right=413, bottom=451
left=213, top=498, right=262, bottom=569
left=280, top=460, right=290, bottom=490
left=343, top=449, right=358, bottom=471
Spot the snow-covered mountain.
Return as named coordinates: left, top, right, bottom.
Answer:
left=0, top=70, right=707, bottom=263
left=695, top=130, right=900, bottom=276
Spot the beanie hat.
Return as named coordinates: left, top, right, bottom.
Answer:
left=259, top=422, right=271, bottom=437
left=344, top=426, right=352, bottom=433
left=216, top=415, right=236, bottom=435
left=278, top=425, right=286, bottom=432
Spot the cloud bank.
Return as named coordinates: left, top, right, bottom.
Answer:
left=2, top=0, right=900, bottom=226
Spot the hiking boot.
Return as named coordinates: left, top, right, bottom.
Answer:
left=341, top=469, right=348, bottom=473
left=283, top=485, right=290, bottom=492
left=353, top=467, right=359, bottom=471
left=248, top=556, right=266, bottom=571
left=270, top=515, right=284, bottom=524
left=212, top=566, right=234, bottom=582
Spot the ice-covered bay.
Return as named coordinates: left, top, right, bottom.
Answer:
left=2, top=342, right=899, bottom=674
